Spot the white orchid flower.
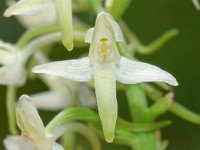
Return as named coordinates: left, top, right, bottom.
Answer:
left=4, top=0, right=73, bottom=50
left=31, top=52, right=96, bottom=110
left=0, top=32, right=66, bottom=87
left=3, top=95, right=64, bottom=150
left=32, top=12, right=178, bottom=142
left=0, top=40, right=26, bottom=86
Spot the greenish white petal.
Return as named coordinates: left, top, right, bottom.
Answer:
left=116, top=56, right=178, bottom=86
left=32, top=57, right=93, bottom=82
left=30, top=89, right=72, bottom=111
left=85, top=28, right=95, bottom=43
left=4, top=0, right=54, bottom=17
left=4, top=136, right=64, bottom=150
left=52, top=143, right=64, bottom=150
left=97, top=12, right=124, bottom=42
left=13, top=95, right=65, bottom=150
left=0, top=40, right=26, bottom=86
left=94, top=63, right=117, bottom=142
left=76, top=84, right=96, bottom=108
left=0, top=62, right=26, bottom=86
left=16, top=10, right=56, bottom=28
left=4, top=136, right=38, bottom=150
left=16, top=95, right=46, bottom=138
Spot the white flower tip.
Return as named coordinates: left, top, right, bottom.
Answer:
left=32, top=66, right=41, bottom=73
left=97, top=11, right=124, bottom=42
left=105, top=132, right=114, bottom=143
left=85, top=28, right=94, bottom=43
left=3, top=4, right=23, bottom=17
left=171, top=78, right=178, bottom=86
left=3, top=9, right=12, bottom=17
left=165, top=74, right=178, bottom=86
left=18, top=94, right=31, bottom=104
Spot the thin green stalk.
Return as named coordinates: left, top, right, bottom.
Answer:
left=136, top=29, right=179, bottom=55
left=148, top=93, right=173, bottom=121
left=55, top=123, right=101, bottom=150
left=16, top=24, right=59, bottom=48
left=119, top=20, right=179, bottom=55
left=61, top=133, right=75, bottom=150
left=6, top=85, right=17, bottom=135
left=46, top=108, right=100, bottom=132
left=143, top=83, right=200, bottom=125
left=171, top=102, right=200, bottom=124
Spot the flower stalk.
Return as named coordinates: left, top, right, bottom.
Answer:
left=6, top=85, right=17, bottom=135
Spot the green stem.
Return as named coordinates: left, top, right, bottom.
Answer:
left=171, top=102, right=200, bottom=124
left=16, top=24, right=59, bottom=48
left=126, top=85, right=149, bottom=122
left=61, top=133, right=75, bottom=150
left=22, top=30, right=87, bottom=62
left=143, top=83, right=200, bottom=125
left=119, top=20, right=179, bottom=55
left=137, top=29, right=179, bottom=55
left=6, top=85, right=17, bottom=135
left=148, top=93, right=173, bottom=121
left=46, top=108, right=100, bottom=132
left=119, top=20, right=140, bottom=54
left=126, top=85, right=161, bottom=150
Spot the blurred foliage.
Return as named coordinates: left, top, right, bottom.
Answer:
left=1, top=0, right=200, bottom=150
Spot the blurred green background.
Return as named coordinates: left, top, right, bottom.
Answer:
left=1, top=0, right=200, bottom=150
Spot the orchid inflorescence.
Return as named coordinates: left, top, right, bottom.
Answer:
left=1, top=0, right=199, bottom=150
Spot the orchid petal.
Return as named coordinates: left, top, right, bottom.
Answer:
left=31, top=89, right=72, bottom=111
left=85, top=28, right=94, bottom=43
left=0, top=40, right=15, bottom=50
left=16, top=10, right=56, bottom=28
left=0, top=63, right=26, bottom=86
left=116, top=56, right=178, bottom=86
left=52, top=143, right=64, bottom=150
left=94, top=63, right=117, bottom=142
left=97, top=12, right=124, bottom=42
left=76, top=84, right=96, bottom=108
left=16, top=95, right=53, bottom=149
left=16, top=95, right=45, bottom=137
left=4, top=0, right=54, bottom=17
left=4, top=136, right=37, bottom=150
left=0, top=50, right=11, bottom=64
left=32, top=57, right=93, bottom=82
